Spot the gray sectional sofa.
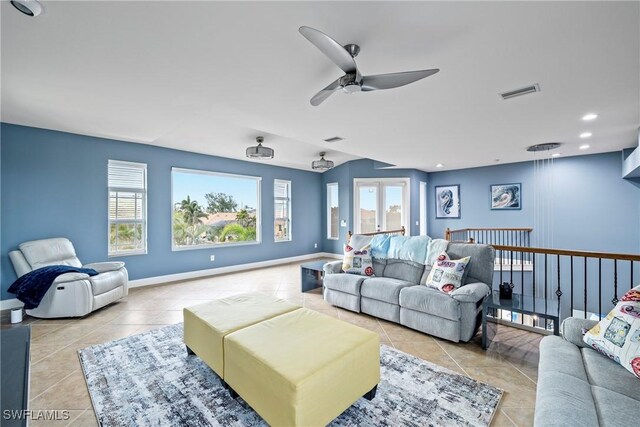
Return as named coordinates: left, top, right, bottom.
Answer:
left=323, top=242, right=495, bottom=343
left=535, top=317, right=640, bottom=426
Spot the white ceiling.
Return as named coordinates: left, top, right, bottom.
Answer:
left=2, top=1, right=639, bottom=172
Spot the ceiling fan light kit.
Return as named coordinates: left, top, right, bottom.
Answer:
left=312, top=152, right=335, bottom=171
left=246, top=136, right=274, bottom=160
left=298, top=26, right=439, bottom=106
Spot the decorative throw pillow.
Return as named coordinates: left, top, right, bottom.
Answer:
left=424, top=251, right=470, bottom=294
left=583, top=285, right=640, bottom=379
left=342, top=239, right=374, bottom=277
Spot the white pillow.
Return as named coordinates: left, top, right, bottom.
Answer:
left=424, top=251, right=470, bottom=294
left=342, top=237, right=374, bottom=277
left=583, top=285, right=640, bottom=379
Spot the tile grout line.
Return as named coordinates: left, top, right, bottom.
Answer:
left=432, top=339, right=471, bottom=378
left=65, top=409, right=88, bottom=427
left=500, top=409, right=518, bottom=426
left=506, top=360, right=538, bottom=386
left=29, top=369, right=79, bottom=403
left=375, top=319, right=395, bottom=347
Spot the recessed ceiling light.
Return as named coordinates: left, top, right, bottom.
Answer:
left=551, top=153, right=561, bottom=157
left=10, top=0, right=43, bottom=16
left=580, top=132, right=592, bottom=139
left=436, top=163, right=444, bottom=168
left=579, top=144, right=590, bottom=150
left=582, top=113, right=598, bottom=121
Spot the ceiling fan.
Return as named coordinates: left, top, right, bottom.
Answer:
left=299, top=26, right=439, bottom=106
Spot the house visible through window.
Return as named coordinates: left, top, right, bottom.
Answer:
left=171, top=168, right=261, bottom=249
left=108, top=160, right=147, bottom=256
left=274, top=179, right=291, bottom=242
left=327, top=183, right=339, bottom=239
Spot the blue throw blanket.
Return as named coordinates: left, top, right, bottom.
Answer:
left=8, top=265, right=99, bottom=309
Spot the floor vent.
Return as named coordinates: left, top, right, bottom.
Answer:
left=500, top=84, right=540, bottom=100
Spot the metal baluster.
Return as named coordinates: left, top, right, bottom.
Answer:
left=532, top=252, right=536, bottom=313
left=632, top=261, right=635, bottom=291
left=613, top=260, right=618, bottom=305
left=544, top=254, right=548, bottom=314
left=598, top=258, right=602, bottom=318
left=521, top=250, right=525, bottom=297
left=556, top=254, right=562, bottom=322
left=510, top=250, right=514, bottom=287
left=584, top=257, right=588, bottom=320
left=570, top=256, right=574, bottom=317
left=499, top=249, right=503, bottom=285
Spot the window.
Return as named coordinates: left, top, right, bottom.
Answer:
left=420, top=181, right=427, bottom=236
left=354, top=178, right=410, bottom=235
left=274, top=179, right=291, bottom=242
left=327, top=183, right=339, bottom=239
left=108, top=160, right=147, bottom=256
left=171, top=168, right=261, bottom=249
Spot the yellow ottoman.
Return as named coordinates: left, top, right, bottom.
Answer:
left=183, top=293, right=300, bottom=378
left=224, top=308, right=380, bottom=427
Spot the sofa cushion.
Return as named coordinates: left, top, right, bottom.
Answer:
left=535, top=371, right=598, bottom=427
left=582, top=348, right=640, bottom=401
left=446, top=243, right=494, bottom=286
left=382, top=259, right=424, bottom=284
left=399, top=286, right=460, bottom=321
left=360, top=277, right=415, bottom=303
left=372, top=258, right=386, bottom=277
left=591, top=386, right=640, bottom=426
left=323, top=273, right=366, bottom=296
left=539, top=336, right=590, bottom=381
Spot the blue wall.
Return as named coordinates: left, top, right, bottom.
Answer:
left=427, top=152, right=640, bottom=255
left=321, top=159, right=428, bottom=254
left=0, top=123, right=323, bottom=300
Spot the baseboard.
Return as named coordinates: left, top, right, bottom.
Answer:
left=128, top=252, right=341, bottom=289
left=0, top=252, right=342, bottom=307
left=1, top=298, right=24, bottom=310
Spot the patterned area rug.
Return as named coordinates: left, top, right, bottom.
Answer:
left=79, top=324, right=502, bottom=426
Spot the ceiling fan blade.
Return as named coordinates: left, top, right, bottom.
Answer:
left=361, top=69, right=439, bottom=91
left=310, top=78, right=342, bottom=106
left=299, top=26, right=357, bottom=74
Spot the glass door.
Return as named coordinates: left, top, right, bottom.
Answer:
left=358, top=184, right=378, bottom=233
left=383, top=185, right=403, bottom=231
left=355, top=179, right=409, bottom=234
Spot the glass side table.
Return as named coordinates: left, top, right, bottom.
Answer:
left=300, top=261, right=327, bottom=292
left=482, top=290, right=559, bottom=350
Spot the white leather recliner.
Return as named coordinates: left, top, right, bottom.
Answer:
left=9, top=238, right=128, bottom=318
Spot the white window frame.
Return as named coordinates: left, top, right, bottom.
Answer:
left=353, top=178, right=410, bottom=235
left=274, top=179, right=292, bottom=242
left=420, top=181, right=428, bottom=236
left=171, top=167, right=262, bottom=251
left=327, top=183, right=339, bottom=240
left=108, top=160, right=147, bottom=257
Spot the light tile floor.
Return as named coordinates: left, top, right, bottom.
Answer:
left=1, top=259, right=541, bottom=426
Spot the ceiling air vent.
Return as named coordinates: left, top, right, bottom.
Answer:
left=500, top=83, right=540, bottom=100
left=323, top=136, right=344, bottom=143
